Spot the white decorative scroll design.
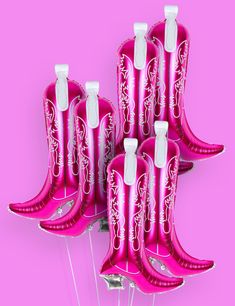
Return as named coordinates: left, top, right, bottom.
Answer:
left=151, top=37, right=166, bottom=118
left=159, top=155, right=178, bottom=234
left=142, top=153, right=156, bottom=233
left=98, top=112, right=115, bottom=192
left=170, top=40, right=189, bottom=119
left=139, top=57, right=158, bottom=136
left=109, top=169, right=125, bottom=251
left=44, top=99, right=64, bottom=177
left=76, top=115, right=94, bottom=194
left=129, top=173, right=148, bottom=251
left=118, top=54, right=135, bottom=135
left=67, top=96, right=80, bottom=175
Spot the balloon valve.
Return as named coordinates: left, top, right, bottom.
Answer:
left=164, top=5, right=178, bottom=52
left=99, top=218, right=109, bottom=232
left=134, top=22, right=148, bottom=70
left=124, top=138, right=138, bottom=186
left=85, top=81, right=99, bottom=129
left=102, top=274, right=124, bottom=290
left=55, top=64, right=69, bottom=111
left=154, top=121, right=168, bottom=168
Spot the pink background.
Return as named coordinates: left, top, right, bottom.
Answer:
left=0, top=0, right=233, bottom=305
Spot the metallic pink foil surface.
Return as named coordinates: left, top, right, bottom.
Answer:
left=116, top=38, right=158, bottom=151
left=148, top=21, right=224, bottom=161
left=9, top=80, right=85, bottom=219
left=100, top=154, right=184, bottom=294
left=116, top=36, right=193, bottom=172
left=178, top=160, right=193, bottom=174
left=138, top=137, right=214, bottom=276
left=40, top=97, right=116, bottom=236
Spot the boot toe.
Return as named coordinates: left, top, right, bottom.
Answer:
left=9, top=202, right=39, bottom=215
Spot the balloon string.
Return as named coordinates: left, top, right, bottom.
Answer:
left=127, top=285, right=131, bottom=306
left=88, top=230, right=101, bottom=306
left=58, top=208, right=80, bottom=306
left=130, top=287, right=135, bottom=306
left=117, top=289, right=121, bottom=306
left=152, top=294, right=156, bottom=306
left=64, top=238, right=81, bottom=306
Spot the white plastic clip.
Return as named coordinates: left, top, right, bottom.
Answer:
left=154, top=121, right=168, bottom=168
left=164, top=5, right=178, bottom=52
left=124, top=138, right=138, bottom=186
left=55, top=64, right=69, bottom=111
left=85, top=81, right=99, bottom=129
left=134, top=22, right=148, bottom=70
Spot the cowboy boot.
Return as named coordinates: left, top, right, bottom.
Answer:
left=40, top=81, right=116, bottom=236
left=9, top=65, right=85, bottom=219
left=148, top=6, right=224, bottom=161
left=100, top=138, right=184, bottom=294
left=117, top=22, right=193, bottom=173
left=138, top=121, right=214, bottom=276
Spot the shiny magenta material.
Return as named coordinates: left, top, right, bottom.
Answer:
left=138, top=137, right=214, bottom=276
left=100, top=154, right=184, bottom=293
left=116, top=35, right=193, bottom=172
left=116, top=37, right=158, bottom=151
left=40, top=97, right=116, bottom=236
left=9, top=80, right=85, bottom=219
left=178, top=160, right=193, bottom=174
left=148, top=21, right=224, bottom=160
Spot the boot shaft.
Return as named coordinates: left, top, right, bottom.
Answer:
left=43, top=80, right=85, bottom=197
left=148, top=7, right=224, bottom=161
left=148, top=9, right=189, bottom=128
left=138, top=137, right=180, bottom=252
left=117, top=23, right=158, bottom=149
left=75, top=96, right=116, bottom=215
left=106, top=153, right=148, bottom=270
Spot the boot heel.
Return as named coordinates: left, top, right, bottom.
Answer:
left=99, top=218, right=109, bottom=232
left=101, top=274, right=124, bottom=290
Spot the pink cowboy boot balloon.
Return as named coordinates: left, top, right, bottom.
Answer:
left=9, top=65, right=85, bottom=219
left=117, top=22, right=193, bottom=173
left=40, top=81, right=116, bottom=236
left=148, top=6, right=224, bottom=161
left=100, top=138, right=184, bottom=294
left=138, top=121, right=214, bottom=276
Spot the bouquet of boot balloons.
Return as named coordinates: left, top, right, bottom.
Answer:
left=9, top=5, right=224, bottom=298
